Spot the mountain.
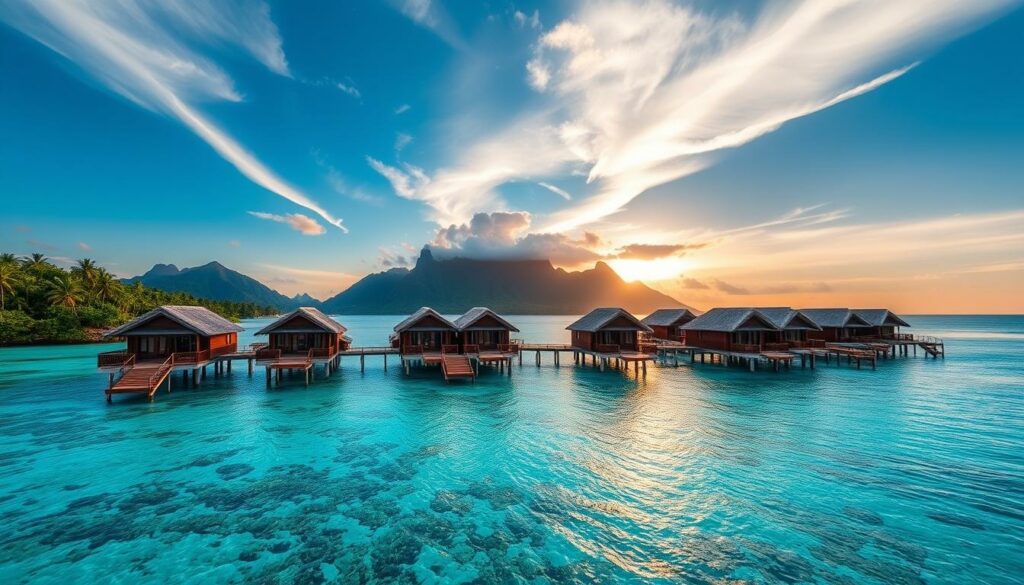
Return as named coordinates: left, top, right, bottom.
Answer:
left=290, top=293, right=322, bottom=305
left=320, top=249, right=687, bottom=315
left=125, top=261, right=307, bottom=311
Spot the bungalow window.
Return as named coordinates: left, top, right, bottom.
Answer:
left=784, top=330, right=803, bottom=341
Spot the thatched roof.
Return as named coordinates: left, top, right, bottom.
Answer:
left=105, top=305, right=243, bottom=338
left=566, top=308, right=652, bottom=333
left=799, top=308, right=871, bottom=329
left=255, top=307, right=347, bottom=336
left=641, top=308, right=697, bottom=327
left=682, top=307, right=820, bottom=332
left=393, top=307, right=457, bottom=332
left=453, top=307, right=520, bottom=332
left=853, top=309, right=911, bottom=328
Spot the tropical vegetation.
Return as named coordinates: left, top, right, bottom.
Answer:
left=0, top=253, right=276, bottom=345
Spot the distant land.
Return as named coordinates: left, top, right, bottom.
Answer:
left=124, top=261, right=313, bottom=311
left=320, top=249, right=685, bottom=314
left=128, top=251, right=686, bottom=315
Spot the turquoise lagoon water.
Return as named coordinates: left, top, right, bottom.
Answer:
left=0, top=315, right=1021, bottom=584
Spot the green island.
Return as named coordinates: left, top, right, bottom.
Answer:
left=0, top=253, right=276, bottom=346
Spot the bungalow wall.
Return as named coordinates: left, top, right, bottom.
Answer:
left=399, top=330, right=455, bottom=353
left=571, top=330, right=639, bottom=351
left=686, top=330, right=731, bottom=351
left=269, top=332, right=340, bottom=353
left=461, top=330, right=510, bottom=349
left=650, top=324, right=686, bottom=342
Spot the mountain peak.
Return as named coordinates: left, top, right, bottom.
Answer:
left=416, top=247, right=435, bottom=268
left=142, top=263, right=180, bottom=278
left=321, top=255, right=684, bottom=314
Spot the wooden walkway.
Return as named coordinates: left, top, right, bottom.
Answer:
left=106, top=358, right=173, bottom=403
left=442, top=355, right=475, bottom=382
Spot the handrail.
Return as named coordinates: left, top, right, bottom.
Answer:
left=209, top=344, right=237, bottom=358
left=171, top=349, right=210, bottom=365
left=442, top=344, right=459, bottom=355
left=463, top=344, right=479, bottom=354
left=148, top=355, right=173, bottom=388
left=596, top=344, right=620, bottom=354
left=98, top=350, right=135, bottom=369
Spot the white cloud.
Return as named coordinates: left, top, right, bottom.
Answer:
left=514, top=9, right=541, bottom=30
left=395, top=104, right=412, bottom=114
left=396, top=0, right=1014, bottom=233
left=77, top=242, right=92, bottom=252
left=336, top=81, right=361, bottom=98
left=248, top=211, right=327, bottom=236
left=395, top=132, right=414, bottom=153
left=1, top=0, right=347, bottom=234
left=367, top=157, right=431, bottom=200
left=538, top=182, right=572, bottom=201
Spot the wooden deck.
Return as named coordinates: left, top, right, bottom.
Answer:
left=106, top=357, right=173, bottom=403
left=442, top=355, right=475, bottom=382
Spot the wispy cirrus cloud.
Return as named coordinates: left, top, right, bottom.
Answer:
left=0, top=0, right=347, bottom=233
left=248, top=211, right=327, bottom=236
left=386, top=0, right=1014, bottom=234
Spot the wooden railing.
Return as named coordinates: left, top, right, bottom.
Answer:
left=731, top=343, right=759, bottom=353
left=172, top=349, right=210, bottom=365
left=309, top=347, right=333, bottom=359
left=403, top=344, right=424, bottom=356
left=763, top=342, right=790, bottom=352
left=463, top=344, right=479, bottom=354
left=442, top=344, right=459, bottom=354
left=255, top=348, right=281, bottom=361
left=148, top=355, right=174, bottom=388
left=638, top=343, right=658, bottom=354
left=596, top=344, right=620, bottom=354
left=98, top=350, right=134, bottom=369
left=209, top=344, right=237, bottom=358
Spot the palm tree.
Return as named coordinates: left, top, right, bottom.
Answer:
left=93, top=268, right=121, bottom=304
left=0, top=253, right=17, bottom=266
left=46, top=274, right=84, bottom=312
left=23, top=253, right=49, bottom=271
left=0, top=262, right=18, bottom=310
left=74, top=258, right=99, bottom=289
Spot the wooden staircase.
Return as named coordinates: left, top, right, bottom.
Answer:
left=106, top=356, right=174, bottom=403
left=442, top=354, right=475, bottom=382
left=917, top=336, right=945, bottom=358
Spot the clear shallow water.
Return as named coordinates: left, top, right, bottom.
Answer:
left=0, top=315, right=1021, bottom=584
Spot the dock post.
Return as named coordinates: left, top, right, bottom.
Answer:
left=404, top=359, right=410, bottom=376
left=384, top=353, right=388, bottom=372
left=108, top=372, right=114, bottom=387
left=749, top=358, right=754, bottom=372
left=519, top=352, right=523, bottom=366
left=535, top=350, right=540, bottom=367
left=227, top=360, right=232, bottom=373
left=599, top=358, right=605, bottom=372
left=192, top=369, right=198, bottom=385
left=248, top=359, right=253, bottom=376
left=265, top=367, right=271, bottom=387
left=360, top=354, right=365, bottom=373
left=642, top=360, right=647, bottom=375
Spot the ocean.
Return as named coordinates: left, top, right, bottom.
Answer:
left=0, top=315, right=1021, bottom=584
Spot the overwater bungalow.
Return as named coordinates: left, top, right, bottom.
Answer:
left=641, top=308, right=698, bottom=342
left=801, top=308, right=872, bottom=342
left=852, top=309, right=912, bottom=340
left=391, top=307, right=458, bottom=356
left=567, top=308, right=652, bottom=353
left=680, top=307, right=820, bottom=353
left=255, top=307, right=351, bottom=359
left=453, top=307, right=519, bottom=351
left=100, top=305, right=242, bottom=367
left=99, top=305, right=243, bottom=401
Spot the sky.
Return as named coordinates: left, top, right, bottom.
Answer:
left=1, top=0, right=1023, bottom=313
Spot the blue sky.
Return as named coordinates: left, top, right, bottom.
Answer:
left=1, top=1, right=1023, bottom=311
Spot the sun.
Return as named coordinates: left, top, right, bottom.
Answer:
left=607, top=257, right=692, bottom=283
